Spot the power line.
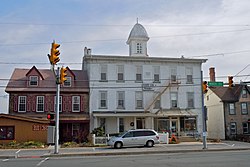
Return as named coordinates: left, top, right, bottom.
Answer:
left=1, top=22, right=250, bottom=27
left=1, top=28, right=250, bottom=47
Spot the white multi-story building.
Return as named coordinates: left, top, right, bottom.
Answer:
left=83, top=22, right=206, bottom=137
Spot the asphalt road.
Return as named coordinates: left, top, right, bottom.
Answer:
left=1, top=141, right=250, bottom=158
left=1, top=150, right=250, bottom=167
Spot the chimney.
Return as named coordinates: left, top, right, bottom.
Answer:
left=209, top=67, right=215, bottom=82
left=84, top=47, right=92, bottom=56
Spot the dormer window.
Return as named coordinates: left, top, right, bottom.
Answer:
left=242, top=89, right=247, bottom=98
left=64, top=77, right=71, bottom=87
left=29, top=76, right=38, bottom=86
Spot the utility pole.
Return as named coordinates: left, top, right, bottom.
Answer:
left=201, top=71, right=207, bottom=149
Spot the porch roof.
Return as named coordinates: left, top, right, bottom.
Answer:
left=92, top=109, right=197, bottom=117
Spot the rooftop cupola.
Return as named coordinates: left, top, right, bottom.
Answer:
left=126, top=22, right=149, bottom=57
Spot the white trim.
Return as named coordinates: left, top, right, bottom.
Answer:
left=36, top=96, right=44, bottom=112
left=18, top=96, right=26, bottom=112
left=72, top=96, right=80, bottom=112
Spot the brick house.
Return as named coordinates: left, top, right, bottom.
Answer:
left=204, top=68, right=250, bottom=140
left=5, top=66, right=89, bottom=143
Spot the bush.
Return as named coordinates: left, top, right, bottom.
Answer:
left=61, top=142, right=78, bottom=147
left=23, top=141, right=45, bottom=148
left=91, top=127, right=105, bottom=137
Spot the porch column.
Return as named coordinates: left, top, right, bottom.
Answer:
left=134, top=117, right=137, bottom=129
left=177, top=117, right=181, bottom=137
left=117, top=117, right=120, bottom=133
left=93, top=116, right=98, bottom=129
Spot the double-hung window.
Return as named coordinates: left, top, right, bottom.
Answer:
left=229, top=103, right=236, bottom=115
left=186, top=67, right=193, bottom=84
left=241, top=102, right=248, bottom=115
left=117, top=91, right=125, bottom=109
left=153, top=66, right=160, bottom=82
left=72, top=96, right=80, bottom=112
left=29, top=76, right=38, bottom=86
left=153, top=92, right=161, bottom=109
left=100, top=91, right=107, bottom=108
left=136, top=66, right=142, bottom=82
left=100, top=65, right=107, bottom=81
left=187, top=92, right=194, bottom=108
left=135, top=91, right=143, bottom=108
left=170, top=67, right=177, bottom=82
left=36, top=96, right=44, bottom=112
left=18, top=96, right=26, bottom=112
left=170, top=92, right=178, bottom=108
left=117, top=65, right=124, bottom=82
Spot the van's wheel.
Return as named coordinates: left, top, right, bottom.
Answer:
left=146, top=140, right=154, bottom=147
left=114, top=142, right=123, bottom=149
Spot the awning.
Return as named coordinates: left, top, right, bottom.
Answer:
left=155, top=109, right=197, bottom=117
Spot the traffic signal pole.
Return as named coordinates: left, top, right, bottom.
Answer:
left=55, top=67, right=60, bottom=154
left=47, top=41, right=67, bottom=154
left=201, top=71, right=207, bottom=149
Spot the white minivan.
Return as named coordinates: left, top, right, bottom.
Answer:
left=107, top=129, right=160, bottom=149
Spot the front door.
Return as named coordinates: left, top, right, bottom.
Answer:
left=171, top=120, right=178, bottom=136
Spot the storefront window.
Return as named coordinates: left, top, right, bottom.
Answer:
left=154, top=118, right=170, bottom=133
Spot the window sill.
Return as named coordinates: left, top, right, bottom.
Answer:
left=117, top=107, right=125, bottom=110
left=116, top=80, right=125, bottom=83
left=99, top=80, right=108, bottom=82
left=99, top=107, right=108, bottom=109
left=186, top=82, right=194, bottom=84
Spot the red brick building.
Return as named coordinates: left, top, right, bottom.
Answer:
left=5, top=66, right=89, bottom=143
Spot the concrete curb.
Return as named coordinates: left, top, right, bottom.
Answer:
left=39, top=147, right=250, bottom=158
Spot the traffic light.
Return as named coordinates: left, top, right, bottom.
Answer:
left=49, top=41, right=60, bottom=65
left=228, top=76, right=234, bottom=88
left=203, top=81, right=208, bottom=93
left=60, top=67, right=67, bottom=84
left=47, top=113, right=55, bottom=120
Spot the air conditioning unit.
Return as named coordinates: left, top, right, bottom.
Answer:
left=142, top=83, right=155, bottom=91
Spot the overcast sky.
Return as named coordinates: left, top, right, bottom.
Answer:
left=1, top=0, right=250, bottom=113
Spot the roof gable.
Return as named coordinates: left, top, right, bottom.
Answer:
left=210, top=84, right=244, bottom=102
left=26, top=66, right=44, bottom=80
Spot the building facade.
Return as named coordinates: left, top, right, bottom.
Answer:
left=0, top=114, right=49, bottom=144
left=83, top=23, right=206, bottom=137
left=5, top=66, right=90, bottom=143
left=205, top=83, right=250, bottom=140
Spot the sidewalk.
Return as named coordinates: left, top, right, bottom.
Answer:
left=1, top=141, right=250, bottom=159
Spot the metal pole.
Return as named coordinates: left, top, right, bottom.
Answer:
left=201, top=71, right=207, bottom=149
left=55, top=67, right=60, bottom=154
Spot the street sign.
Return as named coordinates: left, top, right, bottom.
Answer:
left=208, top=81, right=223, bottom=87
